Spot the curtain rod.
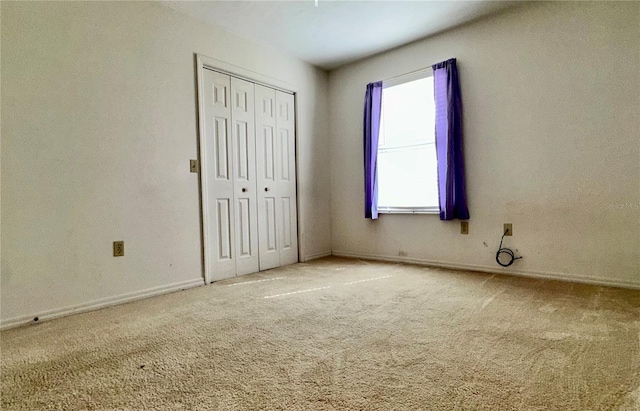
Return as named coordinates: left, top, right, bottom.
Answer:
left=382, top=66, right=434, bottom=84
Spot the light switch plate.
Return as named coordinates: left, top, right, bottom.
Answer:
left=190, top=160, right=199, bottom=173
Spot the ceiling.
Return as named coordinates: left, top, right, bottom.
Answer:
left=162, top=1, right=519, bottom=70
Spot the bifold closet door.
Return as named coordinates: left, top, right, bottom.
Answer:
left=203, top=70, right=236, bottom=281
left=255, top=85, right=280, bottom=271
left=203, top=70, right=259, bottom=281
left=275, top=90, right=298, bottom=266
left=255, top=85, right=298, bottom=271
left=230, top=77, right=259, bottom=276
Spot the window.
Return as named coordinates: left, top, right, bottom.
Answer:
left=377, top=70, right=438, bottom=214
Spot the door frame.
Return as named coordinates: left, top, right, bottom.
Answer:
left=195, top=53, right=302, bottom=284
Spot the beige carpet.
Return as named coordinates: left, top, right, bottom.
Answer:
left=2, top=257, right=639, bottom=410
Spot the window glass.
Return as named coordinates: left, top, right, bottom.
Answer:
left=378, top=75, right=438, bottom=210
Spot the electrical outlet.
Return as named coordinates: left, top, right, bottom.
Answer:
left=113, top=241, right=124, bottom=257
left=190, top=159, right=199, bottom=173
left=503, top=223, right=513, bottom=236
left=460, top=221, right=469, bottom=235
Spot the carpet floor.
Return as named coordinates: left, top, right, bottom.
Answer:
left=1, top=257, right=639, bottom=410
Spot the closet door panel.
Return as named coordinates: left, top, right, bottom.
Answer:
left=255, top=85, right=281, bottom=271
left=203, top=70, right=236, bottom=281
left=231, top=77, right=259, bottom=276
left=276, top=91, right=298, bottom=266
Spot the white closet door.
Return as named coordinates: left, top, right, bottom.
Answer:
left=275, top=91, right=298, bottom=266
left=203, top=70, right=236, bottom=281
left=255, top=85, right=280, bottom=271
left=202, top=71, right=298, bottom=279
left=230, top=77, right=259, bottom=276
left=255, top=85, right=299, bottom=270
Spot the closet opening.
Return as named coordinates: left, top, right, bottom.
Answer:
left=196, top=54, right=301, bottom=284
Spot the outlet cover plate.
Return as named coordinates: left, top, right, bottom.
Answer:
left=460, top=221, right=469, bottom=235
left=113, top=241, right=124, bottom=257
left=503, top=223, right=513, bottom=236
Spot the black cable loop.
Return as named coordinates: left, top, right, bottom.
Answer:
left=496, top=229, right=523, bottom=267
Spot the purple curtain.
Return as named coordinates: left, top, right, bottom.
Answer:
left=363, top=81, right=383, bottom=219
left=433, top=58, right=470, bottom=220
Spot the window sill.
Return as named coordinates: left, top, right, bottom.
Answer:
left=378, top=207, right=440, bottom=215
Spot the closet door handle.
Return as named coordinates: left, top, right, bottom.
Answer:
left=264, top=187, right=270, bottom=192
left=242, top=188, right=247, bottom=192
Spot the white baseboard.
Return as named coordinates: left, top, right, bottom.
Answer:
left=302, top=251, right=332, bottom=262
left=332, top=250, right=640, bottom=291
left=0, top=278, right=205, bottom=331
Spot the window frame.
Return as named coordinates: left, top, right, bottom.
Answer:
left=377, top=68, right=439, bottom=215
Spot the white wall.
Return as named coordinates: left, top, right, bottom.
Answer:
left=0, top=1, right=331, bottom=325
left=330, top=2, right=640, bottom=287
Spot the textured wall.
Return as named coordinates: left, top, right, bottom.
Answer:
left=329, top=2, right=640, bottom=287
left=1, top=1, right=331, bottom=323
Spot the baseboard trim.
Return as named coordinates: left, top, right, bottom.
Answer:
left=331, top=250, right=640, bottom=291
left=0, top=278, right=205, bottom=331
left=302, top=251, right=332, bottom=262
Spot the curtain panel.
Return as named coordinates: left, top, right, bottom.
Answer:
left=433, top=58, right=470, bottom=220
left=363, top=81, right=383, bottom=219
